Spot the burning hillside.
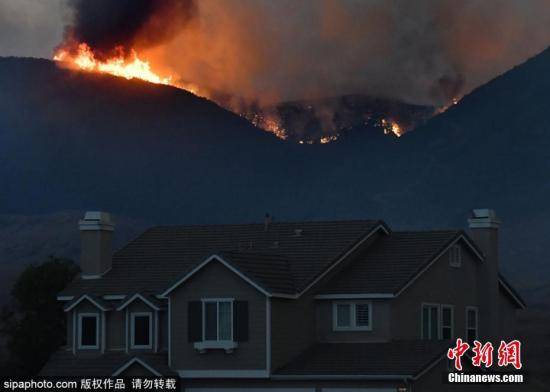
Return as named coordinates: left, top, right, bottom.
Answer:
left=53, top=44, right=436, bottom=142
left=49, top=0, right=476, bottom=143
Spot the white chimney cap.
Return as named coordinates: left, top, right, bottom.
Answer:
left=79, top=211, right=114, bottom=231
left=468, top=209, right=500, bottom=229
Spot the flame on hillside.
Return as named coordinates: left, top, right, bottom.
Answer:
left=53, top=43, right=200, bottom=95
left=53, top=42, right=410, bottom=144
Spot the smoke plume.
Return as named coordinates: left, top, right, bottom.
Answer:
left=60, top=0, right=196, bottom=59
left=56, top=0, right=550, bottom=105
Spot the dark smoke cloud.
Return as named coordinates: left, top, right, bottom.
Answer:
left=2, top=0, right=550, bottom=107
left=61, top=0, right=196, bottom=59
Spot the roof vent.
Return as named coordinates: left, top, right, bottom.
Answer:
left=293, top=229, right=303, bottom=237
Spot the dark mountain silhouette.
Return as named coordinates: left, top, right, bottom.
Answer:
left=1, top=48, right=549, bottom=306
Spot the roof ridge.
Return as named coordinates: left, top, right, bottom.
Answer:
left=392, top=229, right=461, bottom=234
left=148, top=219, right=381, bottom=230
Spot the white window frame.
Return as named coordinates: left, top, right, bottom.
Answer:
left=449, top=244, right=462, bottom=268
left=440, top=304, right=454, bottom=340
left=332, top=301, right=372, bottom=331
left=130, top=312, right=153, bottom=349
left=201, top=298, right=234, bottom=342
left=466, top=306, right=479, bottom=341
left=78, top=313, right=99, bottom=350
left=421, top=303, right=441, bottom=340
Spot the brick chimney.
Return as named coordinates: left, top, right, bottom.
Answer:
left=468, top=209, right=500, bottom=339
left=79, top=211, right=114, bottom=279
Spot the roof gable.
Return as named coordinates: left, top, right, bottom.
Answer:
left=63, top=294, right=111, bottom=312
left=160, top=254, right=273, bottom=298
left=116, top=293, right=161, bottom=311
left=499, top=275, right=527, bottom=309
left=317, top=230, right=483, bottom=297
left=112, top=357, right=162, bottom=377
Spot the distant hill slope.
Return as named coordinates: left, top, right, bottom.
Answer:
left=1, top=51, right=549, bottom=305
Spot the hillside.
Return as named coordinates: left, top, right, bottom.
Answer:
left=1, top=50, right=550, bottom=306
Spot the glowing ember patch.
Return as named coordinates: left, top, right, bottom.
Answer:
left=320, top=135, right=339, bottom=144
left=380, top=118, right=403, bottom=137
left=53, top=43, right=200, bottom=95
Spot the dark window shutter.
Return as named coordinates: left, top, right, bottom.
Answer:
left=233, top=301, right=249, bottom=342
left=188, top=301, right=202, bottom=342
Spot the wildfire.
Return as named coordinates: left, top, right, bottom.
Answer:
left=52, top=43, right=404, bottom=144
left=53, top=43, right=200, bottom=95
left=380, top=118, right=404, bottom=137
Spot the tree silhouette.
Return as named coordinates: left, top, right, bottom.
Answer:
left=0, top=256, right=79, bottom=376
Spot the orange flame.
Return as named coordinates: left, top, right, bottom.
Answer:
left=52, top=42, right=403, bottom=144
left=380, top=118, right=403, bottom=137
left=53, top=43, right=200, bottom=95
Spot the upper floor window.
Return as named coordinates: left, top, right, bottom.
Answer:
left=421, top=303, right=454, bottom=340
left=188, top=298, right=248, bottom=353
left=203, top=299, right=233, bottom=341
left=421, top=304, right=440, bottom=340
left=441, top=305, right=454, bottom=340
left=131, top=312, right=152, bottom=349
left=78, top=313, right=99, bottom=349
left=466, top=306, right=479, bottom=341
left=332, top=301, right=372, bottom=331
left=449, top=245, right=462, bottom=268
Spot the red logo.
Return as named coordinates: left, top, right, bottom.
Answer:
left=472, top=340, right=494, bottom=368
left=447, top=339, right=522, bottom=370
left=497, top=340, right=522, bottom=370
left=447, top=338, right=470, bottom=371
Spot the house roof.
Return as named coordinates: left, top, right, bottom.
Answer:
left=39, top=350, right=174, bottom=377
left=60, top=220, right=384, bottom=297
left=499, top=274, right=527, bottom=308
left=316, top=230, right=480, bottom=296
left=274, top=341, right=449, bottom=378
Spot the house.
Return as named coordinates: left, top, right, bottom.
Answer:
left=41, top=209, right=525, bottom=391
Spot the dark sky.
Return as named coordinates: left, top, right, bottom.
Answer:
left=1, top=0, right=550, bottom=105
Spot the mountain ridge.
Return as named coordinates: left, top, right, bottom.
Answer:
left=1, top=49, right=550, bottom=305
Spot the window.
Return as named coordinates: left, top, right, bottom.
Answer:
left=421, top=304, right=440, bottom=340
left=441, top=305, right=454, bottom=340
left=131, top=312, right=152, bottom=349
left=466, top=306, right=478, bottom=341
left=78, top=313, right=99, bottom=349
left=332, top=301, right=372, bottom=331
left=203, top=299, right=233, bottom=342
left=449, top=245, right=462, bottom=267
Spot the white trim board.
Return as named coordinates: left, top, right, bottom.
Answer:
left=186, top=389, right=314, bottom=392
left=65, top=294, right=110, bottom=312
left=112, top=357, right=162, bottom=377
left=117, top=293, right=161, bottom=311
left=130, top=312, right=153, bottom=349
left=160, top=254, right=271, bottom=298
left=77, top=312, right=100, bottom=350
left=271, top=374, right=411, bottom=380
left=498, top=278, right=526, bottom=309
left=178, top=370, right=269, bottom=378
left=316, top=294, right=394, bottom=299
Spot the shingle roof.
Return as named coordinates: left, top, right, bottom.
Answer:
left=220, top=251, right=296, bottom=294
left=275, top=341, right=449, bottom=377
left=317, top=230, right=466, bottom=295
left=60, top=220, right=383, bottom=297
left=40, top=350, right=174, bottom=376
